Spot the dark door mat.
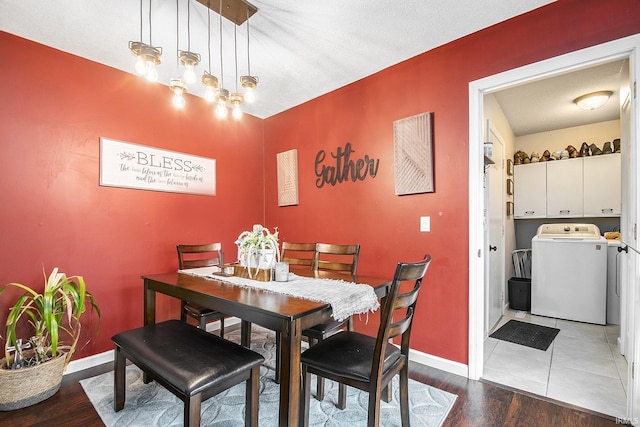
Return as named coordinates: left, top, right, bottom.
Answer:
left=490, top=319, right=560, bottom=351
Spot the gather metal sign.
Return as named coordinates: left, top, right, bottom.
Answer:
left=314, top=142, right=379, bottom=188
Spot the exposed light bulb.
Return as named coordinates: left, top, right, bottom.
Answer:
left=232, top=103, right=243, bottom=120
left=172, top=91, right=185, bottom=109
left=183, top=64, right=196, bottom=85
left=145, top=63, right=159, bottom=82
left=215, top=102, right=228, bottom=119
left=244, top=87, right=255, bottom=103
left=135, top=57, right=147, bottom=75
left=205, top=87, right=217, bottom=103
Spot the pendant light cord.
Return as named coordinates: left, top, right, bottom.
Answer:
left=147, top=0, right=152, bottom=45
left=207, top=1, right=211, bottom=73
left=219, top=0, right=224, bottom=88
left=234, top=25, right=238, bottom=92
left=176, top=0, right=179, bottom=70
left=246, top=7, right=251, bottom=76
left=187, top=0, right=191, bottom=51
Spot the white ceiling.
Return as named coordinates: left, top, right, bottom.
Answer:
left=493, top=59, right=627, bottom=136
left=0, top=0, right=623, bottom=135
left=1, top=0, right=557, bottom=120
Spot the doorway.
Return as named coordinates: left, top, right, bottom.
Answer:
left=468, top=34, right=640, bottom=421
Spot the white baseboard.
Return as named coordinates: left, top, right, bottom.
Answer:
left=409, top=348, right=469, bottom=378
left=66, top=320, right=469, bottom=380
left=65, top=349, right=113, bottom=375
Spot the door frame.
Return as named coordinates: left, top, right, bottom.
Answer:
left=468, top=34, right=640, bottom=417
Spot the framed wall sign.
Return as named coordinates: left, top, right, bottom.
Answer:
left=99, top=137, right=216, bottom=196
left=277, top=149, right=299, bottom=206
left=393, top=112, right=435, bottom=195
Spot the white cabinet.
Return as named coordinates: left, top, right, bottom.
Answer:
left=514, top=162, right=546, bottom=218
left=546, top=158, right=584, bottom=217
left=513, top=154, right=621, bottom=219
left=583, top=153, right=621, bottom=216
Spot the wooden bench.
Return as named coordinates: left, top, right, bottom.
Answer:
left=112, top=320, right=264, bottom=427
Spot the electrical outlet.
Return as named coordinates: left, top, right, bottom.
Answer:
left=420, top=216, right=430, bottom=232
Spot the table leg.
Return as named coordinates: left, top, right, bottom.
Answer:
left=279, top=319, right=302, bottom=427
left=143, top=279, right=156, bottom=326
left=241, top=320, right=252, bottom=347
left=143, top=279, right=156, bottom=383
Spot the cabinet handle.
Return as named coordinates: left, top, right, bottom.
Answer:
left=559, top=210, right=571, bottom=215
left=524, top=211, right=535, bottom=216
left=601, top=208, right=613, bottom=214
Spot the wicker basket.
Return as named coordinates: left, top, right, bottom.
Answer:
left=0, top=351, right=66, bottom=411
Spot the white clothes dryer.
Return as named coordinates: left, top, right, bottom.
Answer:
left=531, top=223, right=607, bottom=324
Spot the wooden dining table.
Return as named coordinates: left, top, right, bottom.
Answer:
left=142, top=268, right=390, bottom=427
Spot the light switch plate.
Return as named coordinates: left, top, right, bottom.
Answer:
left=420, top=216, right=430, bottom=232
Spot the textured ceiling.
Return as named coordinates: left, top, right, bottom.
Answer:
left=0, top=0, right=556, bottom=120
left=493, top=59, right=627, bottom=136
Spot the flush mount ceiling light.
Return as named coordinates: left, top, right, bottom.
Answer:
left=129, top=0, right=162, bottom=82
left=573, top=91, right=614, bottom=110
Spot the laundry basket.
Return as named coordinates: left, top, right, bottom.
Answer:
left=512, top=249, right=532, bottom=278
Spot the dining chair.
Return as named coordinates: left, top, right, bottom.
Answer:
left=281, top=242, right=316, bottom=268
left=300, top=254, right=432, bottom=427
left=301, top=242, right=360, bottom=400
left=312, top=243, right=360, bottom=274
left=177, top=243, right=227, bottom=336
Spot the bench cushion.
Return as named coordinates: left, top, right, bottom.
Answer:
left=112, top=320, right=264, bottom=396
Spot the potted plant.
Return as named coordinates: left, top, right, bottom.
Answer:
left=0, top=267, right=100, bottom=410
left=235, top=224, right=280, bottom=277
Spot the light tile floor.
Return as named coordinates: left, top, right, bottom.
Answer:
left=483, top=309, right=628, bottom=419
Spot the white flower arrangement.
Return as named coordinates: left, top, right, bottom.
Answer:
left=235, top=224, right=280, bottom=277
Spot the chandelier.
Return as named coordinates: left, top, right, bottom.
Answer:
left=129, top=0, right=258, bottom=119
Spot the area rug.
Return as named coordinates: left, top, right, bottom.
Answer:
left=81, top=327, right=456, bottom=426
left=490, top=319, right=560, bottom=351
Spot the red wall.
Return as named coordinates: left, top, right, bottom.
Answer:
left=264, top=0, right=640, bottom=364
left=1, top=0, right=639, bottom=367
left=0, top=32, right=265, bottom=358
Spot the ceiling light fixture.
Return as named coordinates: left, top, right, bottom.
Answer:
left=573, top=90, right=613, bottom=110
left=170, top=0, right=187, bottom=109
left=129, top=0, right=162, bottom=82
left=230, top=24, right=244, bottom=120
left=215, top=0, right=229, bottom=119
left=202, top=2, right=219, bottom=103
left=178, top=0, right=201, bottom=85
left=128, top=0, right=258, bottom=118
left=170, top=78, right=187, bottom=108
left=240, top=7, right=258, bottom=103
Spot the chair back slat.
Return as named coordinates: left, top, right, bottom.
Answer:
left=371, top=254, right=431, bottom=382
left=281, top=242, right=316, bottom=267
left=313, top=243, right=360, bottom=274
left=176, top=243, right=224, bottom=270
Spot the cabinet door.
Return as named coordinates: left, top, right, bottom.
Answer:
left=546, top=158, right=583, bottom=217
left=583, top=153, right=621, bottom=216
left=514, top=162, right=546, bottom=218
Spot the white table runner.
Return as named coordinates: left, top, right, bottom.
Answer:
left=178, top=267, right=380, bottom=321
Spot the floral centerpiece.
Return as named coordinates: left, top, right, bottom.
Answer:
left=235, top=224, right=280, bottom=278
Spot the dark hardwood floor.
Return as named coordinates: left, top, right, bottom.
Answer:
left=0, top=360, right=624, bottom=426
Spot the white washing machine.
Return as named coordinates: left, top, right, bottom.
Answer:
left=531, top=223, right=607, bottom=324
